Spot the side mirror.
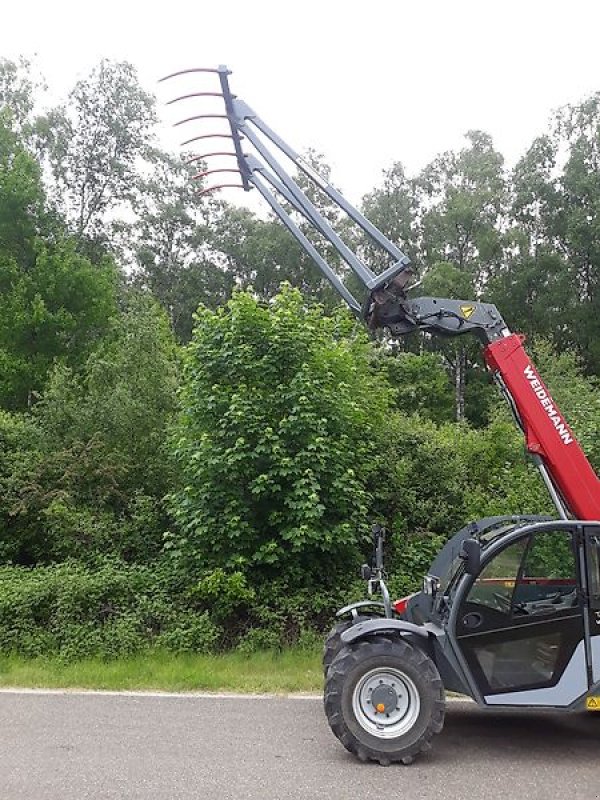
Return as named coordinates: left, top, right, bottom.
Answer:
left=459, top=538, right=481, bottom=576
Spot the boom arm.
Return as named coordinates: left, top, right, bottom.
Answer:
left=484, top=335, right=600, bottom=520
left=162, top=66, right=600, bottom=522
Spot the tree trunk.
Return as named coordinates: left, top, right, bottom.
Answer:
left=455, top=347, right=466, bottom=422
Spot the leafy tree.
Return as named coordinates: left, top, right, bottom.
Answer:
left=0, top=120, right=43, bottom=263
left=414, top=131, right=506, bottom=421
left=0, top=241, right=118, bottom=410
left=360, top=161, right=418, bottom=272
left=373, top=347, right=454, bottom=424
left=40, top=60, right=156, bottom=242
left=495, top=94, right=600, bottom=373
left=130, top=149, right=233, bottom=342
left=0, top=119, right=117, bottom=409
left=37, top=293, right=179, bottom=501
left=211, top=204, right=336, bottom=302
left=554, top=95, right=600, bottom=371
left=211, top=152, right=347, bottom=310
left=416, top=130, right=506, bottom=281
left=170, top=285, right=391, bottom=590
left=0, top=56, right=43, bottom=134
left=490, top=133, right=573, bottom=349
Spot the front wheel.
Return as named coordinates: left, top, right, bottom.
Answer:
left=324, top=636, right=445, bottom=765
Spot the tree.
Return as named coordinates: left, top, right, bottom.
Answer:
left=37, top=293, right=179, bottom=501
left=0, top=295, right=179, bottom=565
left=374, top=347, right=454, bottom=424
left=554, top=95, right=600, bottom=371
left=416, top=130, right=506, bottom=284
left=414, top=131, right=506, bottom=421
left=211, top=206, right=304, bottom=297
left=41, top=60, right=156, bottom=242
left=128, top=149, right=234, bottom=342
left=491, top=133, right=573, bottom=349
left=0, top=56, right=42, bottom=134
left=170, top=285, right=391, bottom=590
left=0, top=118, right=117, bottom=409
left=494, top=94, right=600, bottom=373
left=210, top=151, right=349, bottom=310
left=360, top=161, right=418, bottom=272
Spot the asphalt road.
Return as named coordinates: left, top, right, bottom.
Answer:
left=0, top=691, right=599, bottom=800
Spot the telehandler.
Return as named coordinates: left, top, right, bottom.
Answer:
left=162, top=66, right=600, bottom=764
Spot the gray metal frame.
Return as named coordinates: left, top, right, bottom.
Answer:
left=161, top=65, right=411, bottom=315
left=162, top=66, right=514, bottom=345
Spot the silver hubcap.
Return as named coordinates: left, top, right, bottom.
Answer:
left=352, top=667, right=421, bottom=739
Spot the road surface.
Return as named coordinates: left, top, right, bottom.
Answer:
left=0, top=691, right=598, bottom=799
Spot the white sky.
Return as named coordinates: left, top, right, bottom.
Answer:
left=3, top=0, right=600, bottom=206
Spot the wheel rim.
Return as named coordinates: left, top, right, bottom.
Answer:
left=352, top=667, right=421, bottom=739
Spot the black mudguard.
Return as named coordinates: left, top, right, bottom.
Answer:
left=340, top=617, right=429, bottom=646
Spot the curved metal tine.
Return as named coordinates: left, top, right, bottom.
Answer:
left=167, top=92, right=230, bottom=105
left=192, top=167, right=241, bottom=181
left=174, top=114, right=229, bottom=128
left=159, top=67, right=227, bottom=82
left=196, top=183, right=246, bottom=197
left=185, top=152, right=239, bottom=164
left=180, top=133, right=235, bottom=147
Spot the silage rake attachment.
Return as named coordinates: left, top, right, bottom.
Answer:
left=160, top=65, right=413, bottom=316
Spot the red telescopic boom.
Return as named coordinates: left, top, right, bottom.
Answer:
left=485, top=335, right=600, bottom=520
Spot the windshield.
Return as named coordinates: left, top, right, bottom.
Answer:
left=432, top=520, right=534, bottom=596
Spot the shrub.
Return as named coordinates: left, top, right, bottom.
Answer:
left=170, top=286, right=392, bottom=591
left=0, top=559, right=219, bottom=661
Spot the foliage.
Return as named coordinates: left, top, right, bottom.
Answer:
left=0, top=559, right=220, bottom=661
left=40, top=59, right=156, bottom=241
left=0, top=117, right=118, bottom=409
left=127, top=149, right=233, bottom=343
left=374, top=348, right=455, bottom=424
left=0, top=296, right=179, bottom=565
left=169, top=285, right=391, bottom=590
left=2, top=58, right=600, bottom=662
left=0, top=239, right=118, bottom=409
left=360, top=162, right=419, bottom=270
left=0, top=56, right=43, bottom=133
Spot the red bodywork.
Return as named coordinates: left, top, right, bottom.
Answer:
left=484, top=334, right=600, bottom=520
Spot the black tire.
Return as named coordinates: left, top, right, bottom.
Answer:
left=322, top=617, right=369, bottom=678
left=324, top=636, right=445, bottom=765
left=322, top=621, right=354, bottom=678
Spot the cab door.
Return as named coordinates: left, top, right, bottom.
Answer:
left=584, top=528, right=600, bottom=685
left=455, top=527, right=588, bottom=707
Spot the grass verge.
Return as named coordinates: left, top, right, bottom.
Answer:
left=0, top=648, right=323, bottom=694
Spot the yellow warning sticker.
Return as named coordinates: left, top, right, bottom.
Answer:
left=586, top=696, right=600, bottom=711
left=460, top=305, right=475, bottom=320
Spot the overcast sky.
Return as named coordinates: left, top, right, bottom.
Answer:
left=3, top=0, right=599, bottom=206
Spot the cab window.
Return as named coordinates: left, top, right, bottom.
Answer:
left=512, top=531, right=578, bottom=616
left=466, top=539, right=527, bottom=616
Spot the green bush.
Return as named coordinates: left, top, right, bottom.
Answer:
left=2, top=284, right=600, bottom=661
left=0, top=296, right=179, bottom=566
left=170, top=286, right=392, bottom=591
left=0, top=560, right=220, bottom=661
left=156, top=611, right=221, bottom=654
